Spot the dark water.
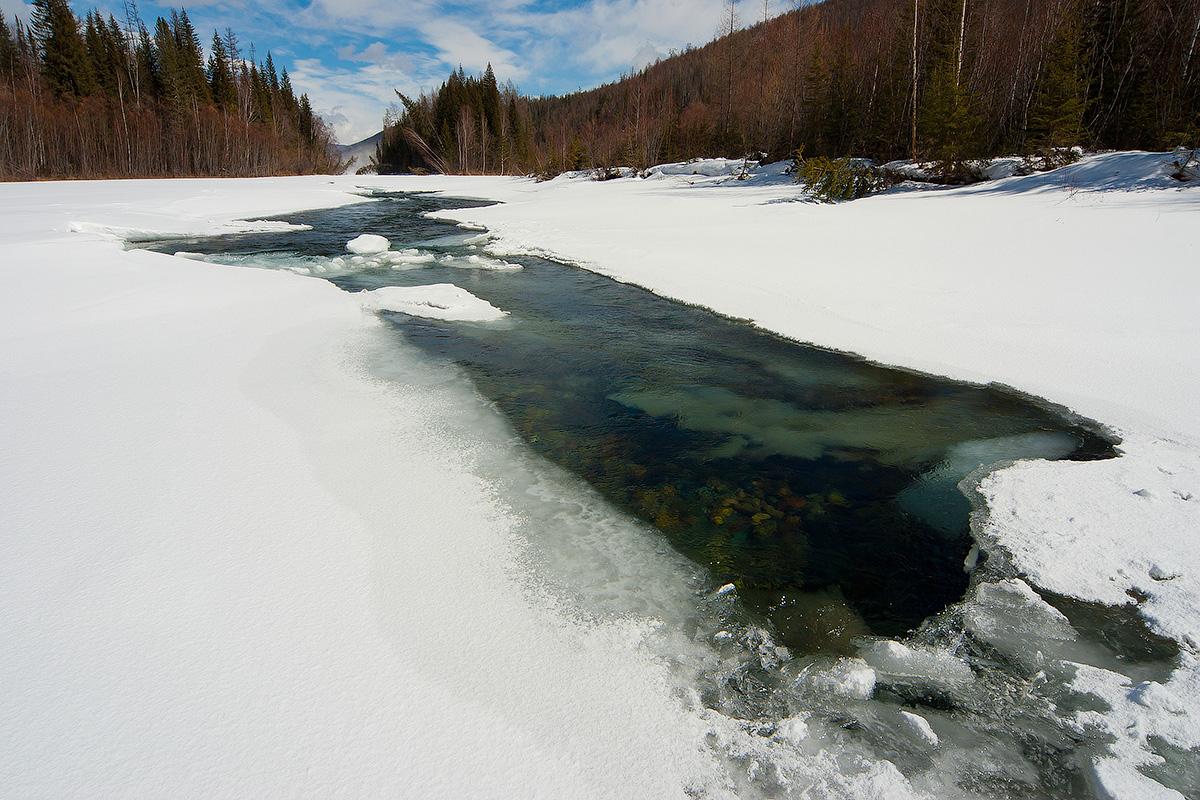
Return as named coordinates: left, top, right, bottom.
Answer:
left=148, top=192, right=1116, bottom=650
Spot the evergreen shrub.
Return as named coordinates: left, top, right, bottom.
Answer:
left=791, top=152, right=901, bottom=202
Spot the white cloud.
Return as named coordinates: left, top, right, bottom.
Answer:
left=300, top=0, right=435, bottom=33
left=337, top=42, right=415, bottom=74
left=288, top=56, right=443, bottom=144
left=417, top=18, right=524, bottom=80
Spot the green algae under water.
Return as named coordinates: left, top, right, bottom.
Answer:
left=150, top=192, right=1117, bottom=651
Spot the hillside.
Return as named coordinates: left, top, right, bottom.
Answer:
left=338, top=131, right=383, bottom=174
left=378, top=0, right=1199, bottom=175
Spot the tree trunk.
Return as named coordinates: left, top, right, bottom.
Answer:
left=955, top=0, right=968, bottom=88
left=911, top=0, right=919, bottom=160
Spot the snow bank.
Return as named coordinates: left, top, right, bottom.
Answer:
left=354, top=151, right=1199, bottom=796
left=0, top=177, right=739, bottom=798
left=5, top=152, right=1199, bottom=797
left=360, top=283, right=508, bottom=321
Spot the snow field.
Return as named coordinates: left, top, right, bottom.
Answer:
left=364, top=153, right=1200, bottom=797
left=3, top=153, right=1199, bottom=798
left=0, top=181, right=737, bottom=798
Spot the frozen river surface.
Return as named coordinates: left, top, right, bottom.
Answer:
left=149, top=191, right=1187, bottom=799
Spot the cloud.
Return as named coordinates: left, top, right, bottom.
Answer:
left=417, top=18, right=524, bottom=80
left=337, top=42, right=415, bottom=74
left=288, top=55, right=444, bottom=144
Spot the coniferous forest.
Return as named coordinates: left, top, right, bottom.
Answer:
left=378, top=0, right=1200, bottom=176
left=0, top=0, right=341, bottom=180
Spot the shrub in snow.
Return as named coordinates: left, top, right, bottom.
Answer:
left=928, top=158, right=988, bottom=185
left=791, top=151, right=901, bottom=202
left=1168, top=147, right=1199, bottom=182
left=592, top=165, right=624, bottom=181
left=1022, top=146, right=1082, bottom=174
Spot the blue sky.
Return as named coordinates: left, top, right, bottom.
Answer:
left=2, top=0, right=789, bottom=144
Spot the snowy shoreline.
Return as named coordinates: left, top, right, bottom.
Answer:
left=2, top=156, right=1197, bottom=797
left=362, top=154, right=1200, bottom=797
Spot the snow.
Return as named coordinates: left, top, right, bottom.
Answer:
left=2, top=152, right=1199, bottom=796
left=346, top=232, right=391, bottom=253
left=0, top=179, right=730, bottom=798
left=898, top=711, right=939, bottom=747
left=360, top=283, right=509, bottom=321
left=1069, top=661, right=1200, bottom=799
left=355, top=152, right=1197, bottom=795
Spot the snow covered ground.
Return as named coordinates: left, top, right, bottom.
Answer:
left=1, top=153, right=1197, bottom=798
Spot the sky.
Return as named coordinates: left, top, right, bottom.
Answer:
left=1, top=0, right=790, bottom=144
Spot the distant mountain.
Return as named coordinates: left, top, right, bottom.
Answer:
left=338, top=132, right=383, bottom=174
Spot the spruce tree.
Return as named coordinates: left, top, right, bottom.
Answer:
left=207, top=30, right=236, bottom=110
left=171, top=9, right=210, bottom=105
left=1027, top=9, right=1087, bottom=152
left=0, top=15, right=16, bottom=80
left=920, top=52, right=980, bottom=163
left=32, top=0, right=95, bottom=96
left=481, top=63, right=503, bottom=167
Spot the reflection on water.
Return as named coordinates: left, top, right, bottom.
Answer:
left=147, top=192, right=1116, bottom=650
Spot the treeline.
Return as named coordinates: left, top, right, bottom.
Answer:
left=0, top=0, right=341, bottom=180
left=379, top=0, right=1199, bottom=176
left=377, top=64, right=531, bottom=175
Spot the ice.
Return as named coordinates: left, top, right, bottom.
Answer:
left=359, top=284, right=508, bottom=322
left=795, top=657, right=877, bottom=700
left=898, top=711, right=939, bottom=747
left=371, top=155, right=1199, bottom=797
left=5, top=153, right=1200, bottom=796
left=70, top=218, right=312, bottom=242
left=437, top=253, right=523, bottom=271
left=345, top=233, right=390, bottom=253
left=857, top=640, right=974, bottom=693
left=960, top=578, right=1077, bottom=670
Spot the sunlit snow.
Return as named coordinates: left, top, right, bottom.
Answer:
left=2, top=153, right=1198, bottom=798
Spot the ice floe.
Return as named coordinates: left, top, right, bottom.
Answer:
left=359, top=283, right=508, bottom=322
left=345, top=233, right=390, bottom=254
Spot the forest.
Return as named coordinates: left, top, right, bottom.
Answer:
left=377, top=0, right=1200, bottom=176
left=0, top=0, right=341, bottom=180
